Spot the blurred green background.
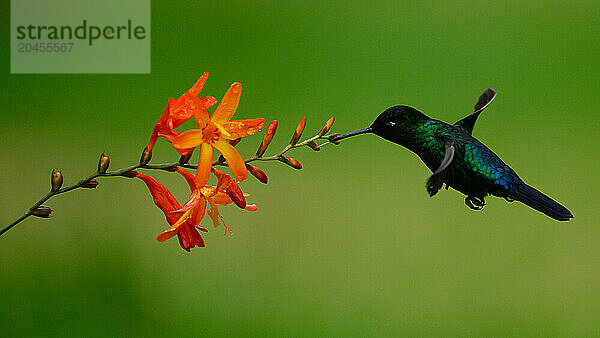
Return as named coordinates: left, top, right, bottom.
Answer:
left=1, top=0, right=599, bottom=336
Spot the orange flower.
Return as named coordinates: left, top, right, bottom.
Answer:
left=171, top=82, right=266, bottom=187
left=158, top=167, right=257, bottom=241
left=131, top=170, right=208, bottom=252
left=146, top=72, right=217, bottom=155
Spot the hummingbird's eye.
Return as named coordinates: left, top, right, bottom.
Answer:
left=387, top=121, right=396, bottom=127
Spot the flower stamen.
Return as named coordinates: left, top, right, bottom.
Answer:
left=173, top=208, right=193, bottom=228
left=219, top=213, right=234, bottom=237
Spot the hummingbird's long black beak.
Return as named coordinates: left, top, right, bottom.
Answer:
left=331, top=127, right=373, bottom=142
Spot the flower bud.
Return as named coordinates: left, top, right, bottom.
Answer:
left=179, top=151, right=193, bottom=165
left=81, top=179, right=99, bottom=188
left=121, top=170, right=138, bottom=178
left=307, top=141, right=320, bottom=151
left=32, top=205, right=52, bottom=218
left=140, top=147, right=152, bottom=166
left=229, top=138, right=242, bottom=147
left=225, top=188, right=246, bottom=209
left=257, top=120, right=278, bottom=157
left=51, top=170, right=63, bottom=192
left=290, top=116, right=307, bottom=145
left=97, top=152, right=110, bottom=174
left=246, top=164, right=268, bottom=184
left=318, top=116, right=335, bottom=136
left=329, top=133, right=341, bottom=145
left=279, top=156, right=302, bottom=169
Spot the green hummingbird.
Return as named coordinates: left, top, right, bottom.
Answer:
left=332, top=89, right=573, bottom=221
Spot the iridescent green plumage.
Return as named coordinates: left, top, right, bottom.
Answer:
left=333, top=89, right=573, bottom=221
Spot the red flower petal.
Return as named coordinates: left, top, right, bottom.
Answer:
left=190, top=198, right=207, bottom=226
left=211, top=168, right=246, bottom=208
left=244, top=204, right=258, bottom=211
left=134, top=172, right=181, bottom=223
left=211, top=192, right=234, bottom=206
left=177, top=222, right=206, bottom=251
left=174, top=167, right=197, bottom=193
left=187, top=72, right=209, bottom=97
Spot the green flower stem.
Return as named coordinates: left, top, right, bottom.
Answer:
left=244, top=133, right=339, bottom=164
left=1, top=133, right=339, bottom=238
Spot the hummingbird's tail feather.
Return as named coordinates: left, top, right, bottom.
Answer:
left=513, top=184, right=573, bottom=221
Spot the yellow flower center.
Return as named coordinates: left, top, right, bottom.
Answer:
left=201, top=122, right=220, bottom=143
left=200, top=186, right=217, bottom=198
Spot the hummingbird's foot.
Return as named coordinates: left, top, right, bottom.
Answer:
left=465, top=195, right=485, bottom=210
left=504, top=196, right=515, bottom=202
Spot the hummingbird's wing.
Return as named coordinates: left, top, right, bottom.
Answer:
left=426, top=137, right=455, bottom=197
left=453, top=88, right=497, bottom=135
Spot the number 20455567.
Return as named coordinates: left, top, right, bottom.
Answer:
left=18, top=42, right=74, bottom=53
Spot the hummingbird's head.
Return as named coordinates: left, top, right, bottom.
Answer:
left=369, top=105, right=429, bottom=141
left=331, top=105, right=429, bottom=144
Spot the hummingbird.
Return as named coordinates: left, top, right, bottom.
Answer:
left=332, top=88, right=573, bottom=221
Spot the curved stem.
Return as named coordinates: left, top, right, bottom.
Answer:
left=0, top=214, right=30, bottom=237
left=0, top=190, right=54, bottom=236
left=1, top=132, right=340, bottom=238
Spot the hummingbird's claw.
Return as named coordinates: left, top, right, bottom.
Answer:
left=465, top=195, right=486, bottom=210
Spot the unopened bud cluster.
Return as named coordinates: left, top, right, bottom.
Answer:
left=249, top=115, right=338, bottom=176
